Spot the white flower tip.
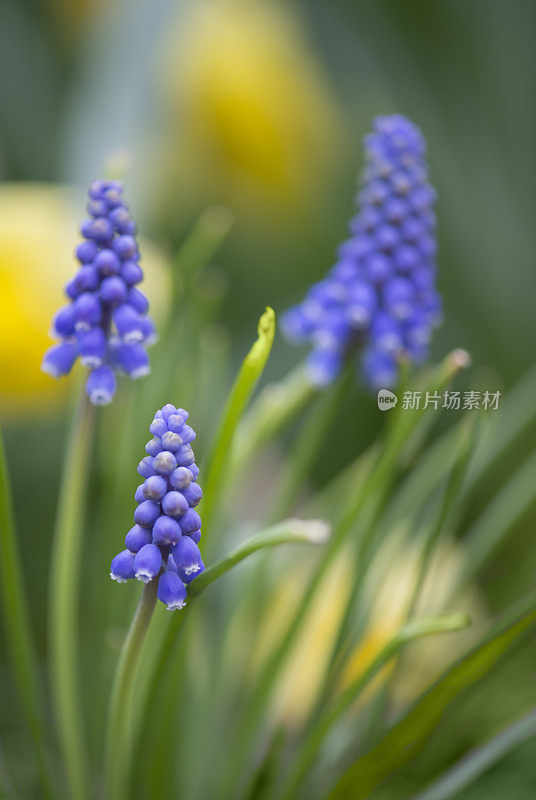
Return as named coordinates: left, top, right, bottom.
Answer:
left=124, top=330, right=144, bottom=344
left=89, top=390, right=113, bottom=405
left=81, top=356, right=103, bottom=368
left=288, top=518, right=331, bottom=544
left=41, top=361, right=60, bottom=379
left=183, top=563, right=202, bottom=576
left=166, top=599, right=186, bottom=611
left=110, top=572, right=127, bottom=583
left=449, top=348, right=471, bottom=370
left=130, top=365, right=151, bottom=379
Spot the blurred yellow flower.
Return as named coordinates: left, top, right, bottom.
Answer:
left=0, top=183, right=171, bottom=418
left=157, top=0, right=347, bottom=218
left=251, top=532, right=485, bottom=727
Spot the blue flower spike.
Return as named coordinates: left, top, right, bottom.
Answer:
left=110, top=405, right=204, bottom=610
left=42, top=179, right=156, bottom=404
left=281, top=114, right=441, bottom=389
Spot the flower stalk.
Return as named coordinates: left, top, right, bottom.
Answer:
left=48, top=387, right=95, bottom=800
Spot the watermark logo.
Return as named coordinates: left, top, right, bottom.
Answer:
left=377, top=389, right=502, bottom=412
left=377, top=389, right=398, bottom=411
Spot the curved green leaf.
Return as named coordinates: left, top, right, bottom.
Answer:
left=328, top=592, right=536, bottom=799
left=201, top=306, right=276, bottom=546
left=411, top=706, right=536, bottom=800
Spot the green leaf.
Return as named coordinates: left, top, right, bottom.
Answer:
left=201, top=306, right=276, bottom=545
left=188, top=517, right=331, bottom=598
left=0, top=425, right=54, bottom=798
left=279, top=614, right=470, bottom=800
left=48, top=388, right=95, bottom=800
left=127, top=518, right=330, bottom=798
left=231, top=363, right=318, bottom=475
left=327, top=592, right=536, bottom=799
left=410, top=706, right=536, bottom=800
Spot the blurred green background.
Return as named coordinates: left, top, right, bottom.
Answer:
left=0, top=0, right=535, bottom=796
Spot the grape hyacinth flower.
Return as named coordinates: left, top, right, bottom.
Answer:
left=110, top=404, right=204, bottom=610
left=42, top=180, right=156, bottom=404
left=281, top=114, right=441, bottom=389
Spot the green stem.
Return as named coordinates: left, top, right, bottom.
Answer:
left=105, top=580, right=158, bottom=800
left=48, top=388, right=95, bottom=800
left=0, top=428, right=54, bottom=799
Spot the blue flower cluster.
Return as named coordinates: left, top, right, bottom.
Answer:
left=110, top=404, right=204, bottom=610
left=281, top=115, right=441, bottom=389
left=42, top=180, right=156, bottom=405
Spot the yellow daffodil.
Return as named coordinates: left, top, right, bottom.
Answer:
left=249, top=532, right=485, bottom=726
left=156, top=0, right=347, bottom=219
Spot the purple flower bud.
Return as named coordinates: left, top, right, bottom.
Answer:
left=145, top=437, right=163, bottom=457
left=121, top=260, right=143, bottom=285
left=116, top=343, right=150, bottom=379
left=88, top=179, right=106, bottom=199
left=179, top=508, right=202, bottom=535
left=100, top=276, right=127, bottom=306
left=133, top=500, right=160, bottom=528
left=81, top=217, right=113, bottom=242
left=113, top=304, right=144, bottom=343
left=174, top=445, right=194, bottom=467
left=137, top=456, right=155, bottom=478
left=75, top=266, right=100, bottom=293
left=74, top=292, right=102, bottom=330
left=167, top=413, right=187, bottom=433
left=161, top=431, right=183, bottom=451
left=161, top=404, right=177, bottom=423
left=169, top=466, right=193, bottom=491
left=42, top=342, right=78, bottom=377
left=76, top=240, right=98, bottom=263
left=125, top=524, right=152, bottom=553
left=153, top=451, right=177, bottom=476
left=152, top=515, right=182, bottom=546
left=157, top=571, right=187, bottom=610
left=88, top=199, right=108, bottom=217
left=143, top=475, right=168, bottom=501
left=179, top=425, right=196, bottom=444
left=134, top=484, right=146, bottom=503
left=86, top=365, right=116, bottom=404
left=94, top=248, right=121, bottom=275
left=52, top=305, right=76, bottom=338
left=189, top=530, right=201, bottom=545
left=149, top=418, right=167, bottom=437
left=126, top=288, right=149, bottom=315
left=78, top=326, right=107, bottom=367
left=134, top=543, right=162, bottom=583
left=113, top=235, right=137, bottom=258
left=172, top=536, right=204, bottom=579
left=161, top=491, right=189, bottom=518
left=182, top=482, right=202, bottom=507
left=189, top=464, right=200, bottom=481
left=109, top=207, right=136, bottom=235
left=110, top=549, right=136, bottom=582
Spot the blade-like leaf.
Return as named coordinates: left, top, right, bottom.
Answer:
left=279, top=614, right=470, bottom=800
left=188, top=518, right=331, bottom=598
left=201, top=306, right=276, bottom=545
left=411, top=706, right=536, bottom=800
left=327, top=592, right=536, bottom=799
left=0, top=426, right=54, bottom=798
